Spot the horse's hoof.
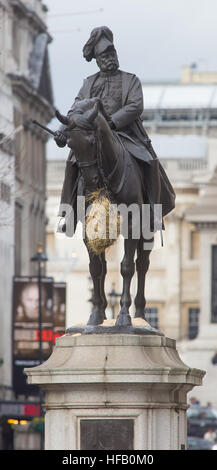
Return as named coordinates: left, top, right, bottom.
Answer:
left=87, top=309, right=105, bottom=326
left=115, top=311, right=132, bottom=327
left=134, top=311, right=145, bottom=320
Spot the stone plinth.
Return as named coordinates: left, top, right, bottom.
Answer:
left=25, top=333, right=205, bottom=450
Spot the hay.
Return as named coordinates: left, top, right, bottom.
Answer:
left=85, top=188, right=121, bottom=255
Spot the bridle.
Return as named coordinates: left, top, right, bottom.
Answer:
left=76, top=158, right=98, bottom=169
left=69, top=126, right=99, bottom=169
left=71, top=126, right=109, bottom=186
left=68, top=112, right=119, bottom=191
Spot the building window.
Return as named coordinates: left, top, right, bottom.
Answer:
left=188, top=308, right=199, bottom=339
left=0, top=182, right=11, bottom=204
left=14, top=108, right=22, bottom=174
left=211, top=245, right=217, bottom=323
left=12, top=20, right=20, bottom=64
left=145, top=308, right=158, bottom=329
left=15, top=202, right=22, bottom=275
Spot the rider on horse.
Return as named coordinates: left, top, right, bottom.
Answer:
left=55, top=26, right=175, bottom=234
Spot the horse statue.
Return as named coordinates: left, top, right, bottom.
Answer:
left=55, top=96, right=157, bottom=330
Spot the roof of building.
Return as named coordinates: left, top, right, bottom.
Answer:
left=142, top=83, right=217, bottom=109
left=150, top=134, right=208, bottom=159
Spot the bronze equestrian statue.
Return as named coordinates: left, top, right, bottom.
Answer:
left=52, top=27, right=175, bottom=330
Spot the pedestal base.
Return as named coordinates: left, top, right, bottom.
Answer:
left=178, top=334, right=217, bottom=408
left=25, top=332, right=205, bottom=450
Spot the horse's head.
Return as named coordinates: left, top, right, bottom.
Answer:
left=56, top=97, right=100, bottom=130
left=56, top=98, right=102, bottom=192
left=73, top=97, right=101, bottom=119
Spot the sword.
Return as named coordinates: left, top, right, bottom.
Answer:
left=32, top=119, right=56, bottom=137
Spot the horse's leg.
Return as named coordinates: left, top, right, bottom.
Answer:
left=115, top=238, right=138, bottom=327
left=134, top=237, right=153, bottom=319
left=87, top=251, right=105, bottom=325
left=100, top=252, right=107, bottom=318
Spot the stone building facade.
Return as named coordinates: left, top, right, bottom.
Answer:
left=181, top=64, right=217, bottom=84
left=141, top=76, right=217, bottom=407
left=0, top=0, right=15, bottom=390
left=0, top=0, right=54, bottom=448
left=7, top=0, right=54, bottom=276
left=141, top=80, right=217, bottom=340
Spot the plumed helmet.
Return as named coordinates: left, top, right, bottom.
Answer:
left=83, top=26, right=114, bottom=62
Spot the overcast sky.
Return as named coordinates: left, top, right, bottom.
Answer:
left=45, top=0, right=217, bottom=158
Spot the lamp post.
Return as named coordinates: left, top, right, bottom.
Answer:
left=30, top=243, right=48, bottom=365
left=30, top=242, right=48, bottom=450
left=108, top=282, right=121, bottom=319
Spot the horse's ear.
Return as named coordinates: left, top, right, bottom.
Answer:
left=55, top=110, right=69, bottom=125
left=87, top=102, right=99, bottom=123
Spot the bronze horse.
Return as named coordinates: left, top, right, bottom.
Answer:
left=56, top=97, right=155, bottom=328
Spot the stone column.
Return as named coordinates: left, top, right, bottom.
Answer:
left=25, top=333, right=204, bottom=450
left=164, top=214, right=182, bottom=339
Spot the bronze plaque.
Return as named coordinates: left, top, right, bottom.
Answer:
left=80, top=419, right=134, bottom=450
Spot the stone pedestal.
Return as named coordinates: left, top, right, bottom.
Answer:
left=25, top=333, right=205, bottom=450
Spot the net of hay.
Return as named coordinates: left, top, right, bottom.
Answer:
left=85, top=189, right=121, bottom=255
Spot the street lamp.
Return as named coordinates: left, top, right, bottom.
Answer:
left=108, top=282, right=121, bottom=319
left=30, top=242, right=48, bottom=364
left=30, top=242, right=48, bottom=450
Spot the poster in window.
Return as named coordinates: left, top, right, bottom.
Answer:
left=12, top=276, right=53, bottom=394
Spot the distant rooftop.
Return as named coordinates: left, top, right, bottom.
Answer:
left=142, top=65, right=217, bottom=111
left=142, top=83, right=217, bottom=110
left=150, top=134, right=208, bottom=159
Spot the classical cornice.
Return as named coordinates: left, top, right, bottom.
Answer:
left=9, top=0, right=52, bottom=43
left=194, top=221, right=217, bottom=231
left=7, top=73, right=55, bottom=122
left=185, top=209, right=217, bottom=229
left=22, top=115, right=49, bottom=142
